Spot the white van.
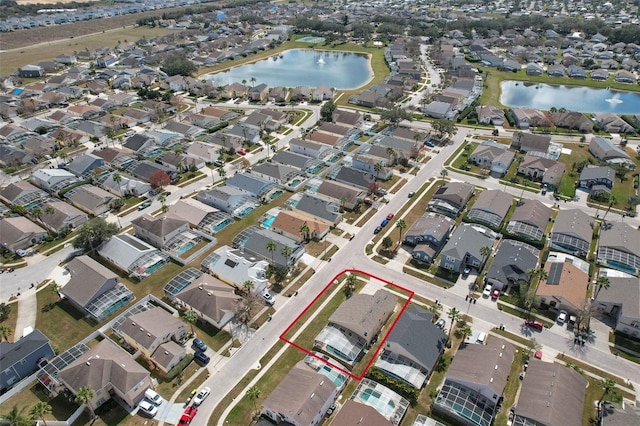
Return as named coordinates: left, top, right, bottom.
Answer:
left=476, top=332, right=487, bottom=345
left=144, top=389, right=161, bottom=406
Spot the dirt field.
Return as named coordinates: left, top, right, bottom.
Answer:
left=0, top=26, right=177, bottom=75
left=0, top=4, right=196, bottom=52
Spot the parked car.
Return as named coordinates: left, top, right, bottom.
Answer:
left=462, top=267, right=471, bottom=277
left=194, top=351, right=210, bottom=365
left=380, top=219, right=389, bottom=227
left=192, top=387, right=211, bottom=406
left=144, top=389, right=162, bottom=406
left=408, top=191, right=416, bottom=198
left=482, top=285, right=492, bottom=298
left=556, top=310, right=567, bottom=325
left=178, top=406, right=198, bottom=425
left=262, top=291, right=275, bottom=305
left=237, top=148, right=247, bottom=155
left=363, top=198, right=373, bottom=205
left=491, top=289, right=501, bottom=301
left=435, top=318, right=446, bottom=330
left=213, top=160, right=225, bottom=167
left=525, top=319, right=544, bottom=331
left=138, top=201, right=152, bottom=210
left=425, top=141, right=435, bottom=147
left=386, top=213, right=395, bottom=220
left=373, top=226, right=382, bottom=234
left=138, top=400, right=158, bottom=417
left=193, top=338, right=207, bottom=352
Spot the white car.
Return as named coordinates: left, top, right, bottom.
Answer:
left=193, top=387, right=211, bottom=406
left=138, top=400, right=158, bottom=417
left=262, top=291, right=275, bottom=305
left=482, top=285, right=492, bottom=298
left=557, top=310, right=567, bottom=325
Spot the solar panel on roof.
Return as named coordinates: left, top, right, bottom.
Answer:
left=547, top=263, right=563, bottom=285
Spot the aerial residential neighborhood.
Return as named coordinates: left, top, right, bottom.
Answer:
left=1, top=0, right=640, bottom=426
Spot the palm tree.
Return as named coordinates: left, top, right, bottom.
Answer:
left=480, top=246, right=492, bottom=266
left=413, top=132, right=422, bottom=149
left=218, top=167, right=226, bottom=180
left=440, top=169, right=448, bottom=179
left=594, top=276, right=610, bottom=300
left=112, top=172, right=123, bottom=196
left=2, top=405, right=29, bottom=426
left=75, top=386, right=96, bottom=419
left=250, top=77, right=257, bottom=88
left=29, top=401, right=52, bottom=426
left=299, top=222, right=310, bottom=242
left=373, top=162, right=383, bottom=181
left=266, top=241, right=277, bottom=266
left=396, top=219, right=407, bottom=246
left=242, top=280, right=254, bottom=294
left=246, top=386, right=261, bottom=418
left=446, top=307, right=461, bottom=339
left=599, top=378, right=617, bottom=406
left=281, top=246, right=292, bottom=267
left=44, top=205, right=55, bottom=217
left=0, top=324, right=12, bottom=342
left=31, top=207, right=44, bottom=227
left=458, top=325, right=472, bottom=342
left=181, top=309, right=198, bottom=335
left=344, top=273, right=357, bottom=298
left=386, top=147, right=397, bottom=164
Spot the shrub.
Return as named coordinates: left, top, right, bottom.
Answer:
left=165, top=353, right=194, bottom=380
left=366, top=367, right=420, bottom=406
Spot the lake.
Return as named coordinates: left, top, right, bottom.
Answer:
left=205, top=49, right=372, bottom=89
left=499, top=80, right=640, bottom=114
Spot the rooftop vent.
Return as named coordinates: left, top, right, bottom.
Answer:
left=310, top=393, right=315, bottom=399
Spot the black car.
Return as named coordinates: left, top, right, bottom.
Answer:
left=373, top=226, right=382, bottom=234
left=194, top=351, right=210, bottom=365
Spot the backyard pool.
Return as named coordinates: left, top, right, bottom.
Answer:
left=261, top=215, right=276, bottom=228
left=360, top=388, right=395, bottom=417
left=175, top=241, right=195, bottom=255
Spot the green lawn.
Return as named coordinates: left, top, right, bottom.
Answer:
left=0, top=299, right=19, bottom=342
left=1, top=382, right=81, bottom=423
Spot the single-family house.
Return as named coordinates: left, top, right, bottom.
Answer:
left=433, top=337, right=516, bottom=426
left=65, top=184, right=115, bottom=216
left=271, top=210, right=331, bottom=242
left=375, top=304, right=447, bottom=389
left=98, top=234, right=169, bottom=279
left=0, top=216, right=47, bottom=253
left=115, top=307, right=187, bottom=373
left=235, top=227, right=304, bottom=269
left=405, top=213, right=454, bottom=264
left=549, top=111, right=594, bottom=132
left=467, top=190, right=513, bottom=229
left=293, top=193, right=342, bottom=226
left=597, top=221, right=640, bottom=276
left=61, top=255, right=134, bottom=321
left=439, top=223, right=496, bottom=273
left=332, top=109, right=363, bottom=128
left=262, top=362, right=338, bottom=426
left=331, top=401, right=393, bottom=426
left=315, top=289, right=397, bottom=366
left=589, top=137, right=634, bottom=168
left=200, top=245, right=269, bottom=294
left=535, top=261, right=589, bottom=315
left=614, top=70, right=636, bottom=84
left=517, top=154, right=566, bottom=189
left=39, top=200, right=88, bottom=234
left=247, top=83, right=269, bottom=102
left=469, top=141, right=515, bottom=176
left=506, top=199, right=551, bottom=242
left=510, top=108, right=550, bottom=130
left=578, top=165, right=615, bottom=190
left=131, top=214, right=190, bottom=250
left=30, top=168, right=78, bottom=193
left=315, top=180, right=365, bottom=211
left=594, top=113, right=635, bottom=134
left=513, top=361, right=587, bottom=426
left=475, top=105, right=505, bottom=126
left=66, top=153, right=104, bottom=178
left=510, top=132, right=551, bottom=153
left=486, top=240, right=539, bottom=291
left=0, top=329, right=55, bottom=393
left=173, top=273, right=239, bottom=329
left=313, top=85, right=333, bottom=101
left=289, top=138, right=331, bottom=159
left=550, top=209, right=594, bottom=257
left=428, top=182, right=475, bottom=217
left=596, top=277, right=640, bottom=337
left=58, top=339, right=152, bottom=410
left=0, top=180, right=47, bottom=207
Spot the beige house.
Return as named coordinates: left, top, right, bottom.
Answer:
left=536, top=261, right=589, bottom=316
left=58, top=339, right=152, bottom=410
left=131, top=214, right=190, bottom=249
left=0, top=216, right=47, bottom=252
left=174, top=273, right=239, bottom=329
left=262, top=362, right=338, bottom=426
left=116, top=307, right=187, bottom=373
left=271, top=210, right=331, bottom=242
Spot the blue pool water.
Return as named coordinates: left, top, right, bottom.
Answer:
left=212, top=218, right=233, bottom=232
left=237, top=207, right=254, bottom=218
left=176, top=241, right=195, bottom=255
left=270, top=190, right=284, bottom=200
left=262, top=216, right=276, bottom=228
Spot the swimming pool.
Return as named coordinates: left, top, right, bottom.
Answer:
left=212, top=218, right=233, bottom=232
left=360, top=388, right=396, bottom=416
left=261, top=216, right=276, bottom=228
left=175, top=241, right=195, bottom=255
left=320, top=364, right=347, bottom=387
left=270, top=190, right=283, bottom=200
left=237, top=207, right=254, bottom=218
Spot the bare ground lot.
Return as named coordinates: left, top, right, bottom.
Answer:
left=0, top=4, right=192, bottom=52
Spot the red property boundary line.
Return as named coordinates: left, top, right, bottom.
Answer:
left=279, top=269, right=414, bottom=381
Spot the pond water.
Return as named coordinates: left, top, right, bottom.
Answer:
left=205, top=49, right=372, bottom=89
left=500, top=80, right=640, bottom=114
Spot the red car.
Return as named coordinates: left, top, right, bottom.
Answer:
left=178, top=406, right=197, bottom=425
left=491, top=289, right=501, bottom=300
left=386, top=213, right=395, bottom=220
left=237, top=148, right=247, bottom=155
left=525, top=319, right=544, bottom=331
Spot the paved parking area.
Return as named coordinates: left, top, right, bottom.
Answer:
left=154, top=400, right=184, bottom=424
